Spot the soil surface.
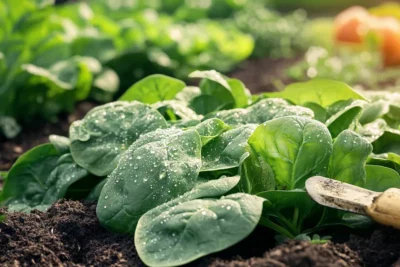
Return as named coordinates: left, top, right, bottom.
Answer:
left=229, top=56, right=301, bottom=93
left=4, top=200, right=397, bottom=267
left=0, top=102, right=96, bottom=171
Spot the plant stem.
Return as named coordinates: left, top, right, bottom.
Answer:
left=259, top=217, right=295, bottom=239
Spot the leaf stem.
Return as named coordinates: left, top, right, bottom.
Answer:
left=259, top=217, right=295, bottom=239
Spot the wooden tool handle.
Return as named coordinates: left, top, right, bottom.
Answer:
left=366, top=188, right=400, bottom=230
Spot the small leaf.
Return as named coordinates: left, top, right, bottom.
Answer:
left=119, top=74, right=186, bottom=103
left=201, top=125, right=256, bottom=172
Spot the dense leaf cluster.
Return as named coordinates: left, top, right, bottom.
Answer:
left=0, top=0, right=308, bottom=139
left=2, top=71, right=400, bottom=265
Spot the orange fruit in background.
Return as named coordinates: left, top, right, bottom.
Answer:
left=334, top=6, right=370, bottom=43
left=369, top=16, right=400, bottom=66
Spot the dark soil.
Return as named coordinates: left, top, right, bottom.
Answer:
left=1, top=200, right=400, bottom=267
left=0, top=102, right=96, bottom=171
left=229, top=56, right=301, bottom=93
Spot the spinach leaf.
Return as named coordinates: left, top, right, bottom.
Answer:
left=368, top=153, right=400, bottom=173
left=189, top=70, right=251, bottom=114
left=135, top=192, right=263, bottom=267
left=372, top=130, right=400, bottom=155
left=302, top=102, right=328, bottom=122
left=49, top=135, right=70, bottom=154
left=70, top=101, right=168, bottom=176
left=97, top=128, right=202, bottom=233
left=152, top=100, right=202, bottom=121
left=357, top=119, right=387, bottom=143
left=238, top=151, right=275, bottom=194
left=263, top=79, right=366, bottom=107
left=325, top=100, right=365, bottom=138
left=248, top=116, right=332, bottom=189
left=192, top=118, right=230, bottom=146
left=364, top=165, right=400, bottom=192
left=359, top=100, right=390, bottom=125
left=328, top=130, right=372, bottom=186
left=1, top=145, right=89, bottom=210
left=119, top=74, right=186, bottom=103
left=206, top=98, right=314, bottom=126
left=201, top=125, right=256, bottom=172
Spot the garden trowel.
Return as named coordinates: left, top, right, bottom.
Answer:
left=305, top=176, right=400, bottom=230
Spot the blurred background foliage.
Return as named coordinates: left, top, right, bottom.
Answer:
left=0, top=0, right=398, bottom=139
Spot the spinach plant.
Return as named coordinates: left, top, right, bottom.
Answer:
left=2, top=71, right=400, bottom=266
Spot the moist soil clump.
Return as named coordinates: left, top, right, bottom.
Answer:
left=3, top=200, right=400, bottom=267
left=347, top=227, right=400, bottom=267
left=208, top=241, right=361, bottom=267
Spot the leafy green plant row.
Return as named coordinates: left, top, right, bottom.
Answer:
left=3, top=70, right=400, bottom=266
left=0, top=0, right=251, bottom=138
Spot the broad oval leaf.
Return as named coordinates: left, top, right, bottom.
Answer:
left=119, top=74, right=186, bottom=103
left=364, top=165, right=400, bottom=192
left=97, top=129, right=202, bottom=233
left=201, top=125, right=257, bottom=172
left=328, top=130, right=372, bottom=186
left=135, top=193, right=264, bottom=267
left=1, top=145, right=89, bottom=210
left=70, top=101, right=167, bottom=176
left=248, top=116, right=332, bottom=189
left=325, top=100, right=365, bottom=138
left=263, top=79, right=366, bottom=107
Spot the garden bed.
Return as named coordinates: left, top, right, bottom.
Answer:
left=1, top=200, right=399, bottom=267
left=1, top=57, right=400, bottom=267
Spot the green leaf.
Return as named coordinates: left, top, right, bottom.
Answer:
left=135, top=192, right=263, bottom=267
left=192, top=118, right=230, bottom=146
left=201, top=125, right=256, bottom=172
left=152, top=100, right=202, bottom=121
left=328, top=130, right=372, bottom=186
left=248, top=116, right=332, bottom=189
left=189, top=95, right=227, bottom=115
left=86, top=178, right=107, bottom=201
left=1, top=145, right=89, bottom=209
left=302, top=102, right=328, bottom=122
left=49, top=135, right=70, bottom=154
left=368, top=153, right=400, bottom=173
left=70, top=101, right=167, bottom=176
left=206, top=98, right=314, bottom=126
left=359, top=100, right=390, bottom=125
left=97, top=128, right=202, bottom=233
left=227, top=78, right=251, bottom=108
left=357, top=119, right=387, bottom=143
left=325, top=100, right=365, bottom=138
left=174, top=86, right=201, bottom=103
left=189, top=70, right=235, bottom=114
left=0, top=116, right=21, bottom=139
left=263, top=79, right=366, bottom=107
left=372, top=130, right=400, bottom=155
left=364, top=165, right=400, bottom=192
left=119, top=74, right=186, bottom=103
left=238, top=151, right=275, bottom=194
